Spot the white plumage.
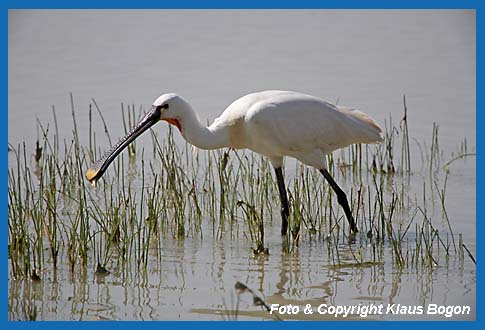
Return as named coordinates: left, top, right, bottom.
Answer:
left=207, top=90, right=382, bottom=168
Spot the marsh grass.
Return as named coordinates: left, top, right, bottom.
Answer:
left=8, top=96, right=475, bottom=285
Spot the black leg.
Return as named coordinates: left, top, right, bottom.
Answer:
left=320, top=169, right=358, bottom=233
left=274, top=167, right=289, bottom=235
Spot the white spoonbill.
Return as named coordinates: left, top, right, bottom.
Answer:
left=86, top=90, right=383, bottom=235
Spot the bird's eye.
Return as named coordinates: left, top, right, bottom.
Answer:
left=156, top=104, right=169, bottom=112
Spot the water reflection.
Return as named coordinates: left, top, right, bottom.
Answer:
left=8, top=222, right=475, bottom=320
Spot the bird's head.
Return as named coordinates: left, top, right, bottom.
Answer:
left=85, top=93, right=191, bottom=183
left=152, top=93, right=193, bottom=132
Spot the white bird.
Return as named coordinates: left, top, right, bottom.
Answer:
left=86, top=90, right=383, bottom=235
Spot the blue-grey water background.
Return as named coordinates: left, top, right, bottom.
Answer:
left=8, top=10, right=475, bottom=320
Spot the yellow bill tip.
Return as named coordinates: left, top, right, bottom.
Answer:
left=85, top=168, right=99, bottom=182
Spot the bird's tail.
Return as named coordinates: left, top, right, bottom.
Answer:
left=339, top=107, right=383, bottom=144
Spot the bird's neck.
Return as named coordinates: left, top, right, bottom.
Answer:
left=180, top=109, right=229, bottom=150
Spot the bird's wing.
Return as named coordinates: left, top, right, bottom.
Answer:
left=245, top=93, right=382, bottom=155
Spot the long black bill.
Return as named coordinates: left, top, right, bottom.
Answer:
left=86, top=106, right=160, bottom=183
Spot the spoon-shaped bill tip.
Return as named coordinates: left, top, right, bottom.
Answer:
left=85, top=167, right=100, bottom=182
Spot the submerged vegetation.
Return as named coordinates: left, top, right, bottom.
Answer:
left=8, top=95, right=475, bottom=289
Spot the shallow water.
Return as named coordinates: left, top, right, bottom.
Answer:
left=7, top=231, right=476, bottom=320
left=8, top=10, right=475, bottom=320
